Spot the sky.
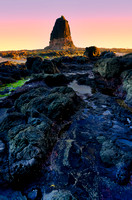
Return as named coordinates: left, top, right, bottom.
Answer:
left=0, top=0, right=132, bottom=51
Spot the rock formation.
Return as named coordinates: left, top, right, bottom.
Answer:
left=45, top=16, right=75, bottom=50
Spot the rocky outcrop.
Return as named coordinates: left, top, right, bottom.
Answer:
left=1, top=53, right=132, bottom=199
left=94, top=57, right=121, bottom=78
left=0, top=78, right=82, bottom=184
left=45, top=16, right=75, bottom=50
left=26, top=57, right=60, bottom=74
left=93, top=54, right=132, bottom=106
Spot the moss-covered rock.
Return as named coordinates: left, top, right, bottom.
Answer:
left=94, top=57, right=121, bottom=78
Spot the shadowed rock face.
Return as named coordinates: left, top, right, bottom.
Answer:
left=50, top=16, right=71, bottom=40
left=45, top=16, right=75, bottom=50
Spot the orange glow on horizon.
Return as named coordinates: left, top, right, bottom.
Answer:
left=0, top=17, right=132, bottom=51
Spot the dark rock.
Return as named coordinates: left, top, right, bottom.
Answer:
left=100, top=141, right=122, bottom=166
left=100, top=51, right=116, bottom=58
left=40, top=59, right=60, bottom=74
left=120, top=53, right=132, bottom=70
left=0, top=139, right=9, bottom=184
left=72, top=56, right=89, bottom=64
left=121, top=69, right=132, bottom=107
left=44, top=73, right=68, bottom=86
left=84, top=46, right=100, bottom=59
left=26, top=56, right=42, bottom=70
left=14, top=87, right=48, bottom=112
left=116, top=163, right=130, bottom=185
left=27, top=189, right=38, bottom=200
left=15, top=86, right=81, bottom=121
left=31, top=57, right=43, bottom=73
left=0, top=61, right=28, bottom=85
left=25, top=56, right=43, bottom=73
left=50, top=16, right=71, bottom=40
left=94, top=57, right=121, bottom=78
left=68, top=142, right=82, bottom=168
left=46, top=87, right=81, bottom=120
left=45, top=16, right=75, bottom=50
left=25, top=57, right=60, bottom=74
left=0, top=88, right=10, bottom=95
left=0, top=191, right=27, bottom=200
left=8, top=121, right=54, bottom=182
left=0, top=75, right=15, bottom=84
left=0, top=112, right=26, bottom=134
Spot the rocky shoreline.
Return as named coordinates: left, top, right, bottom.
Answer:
left=0, top=52, right=132, bottom=199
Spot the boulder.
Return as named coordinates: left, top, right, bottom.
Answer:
left=25, top=57, right=59, bottom=74
left=45, top=87, right=81, bottom=120
left=94, top=54, right=132, bottom=79
left=100, top=51, right=116, bottom=58
left=15, top=86, right=81, bottom=121
left=94, top=57, right=121, bottom=78
left=25, top=56, right=43, bottom=73
left=84, top=46, right=100, bottom=59
left=40, top=59, right=60, bottom=74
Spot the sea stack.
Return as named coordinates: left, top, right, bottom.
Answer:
left=45, top=16, right=75, bottom=50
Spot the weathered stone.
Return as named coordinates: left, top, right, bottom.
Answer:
left=43, top=190, right=76, bottom=200
left=94, top=57, right=121, bottom=78
left=100, top=141, right=122, bottom=166
left=0, top=112, right=26, bottom=133
left=40, top=59, right=60, bottom=74
left=15, top=86, right=81, bottom=121
left=25, top=56, right=43, bottom=73
left=14, top=87, right=48, bottom=112
left=8, top=121, right=53, bottom=182
left=116, top=163, right=130, bottom=185
left=0, top=61, right=28, bottom=85
left=84, top=46, right=100, bottom=59
left=45, top=16, right=75, bottom=50
left=44, top=73, right=68, bottom=86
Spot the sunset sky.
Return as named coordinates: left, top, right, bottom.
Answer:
left=0, top=0, right=132, bottom=51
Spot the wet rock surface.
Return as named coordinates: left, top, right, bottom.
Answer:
left=0, top=53, right=132, bottom=199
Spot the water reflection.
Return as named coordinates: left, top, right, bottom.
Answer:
left=68, top=80, right=92, bottom=98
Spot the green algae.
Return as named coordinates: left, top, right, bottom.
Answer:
left=0, top=78, right=29, bottom=98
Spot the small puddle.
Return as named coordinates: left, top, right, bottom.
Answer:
left=68, top=80, right=92, bottom=99
left=64, top=71, right=88, bottom=76
left=64, top=70, right=94, bottom=79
